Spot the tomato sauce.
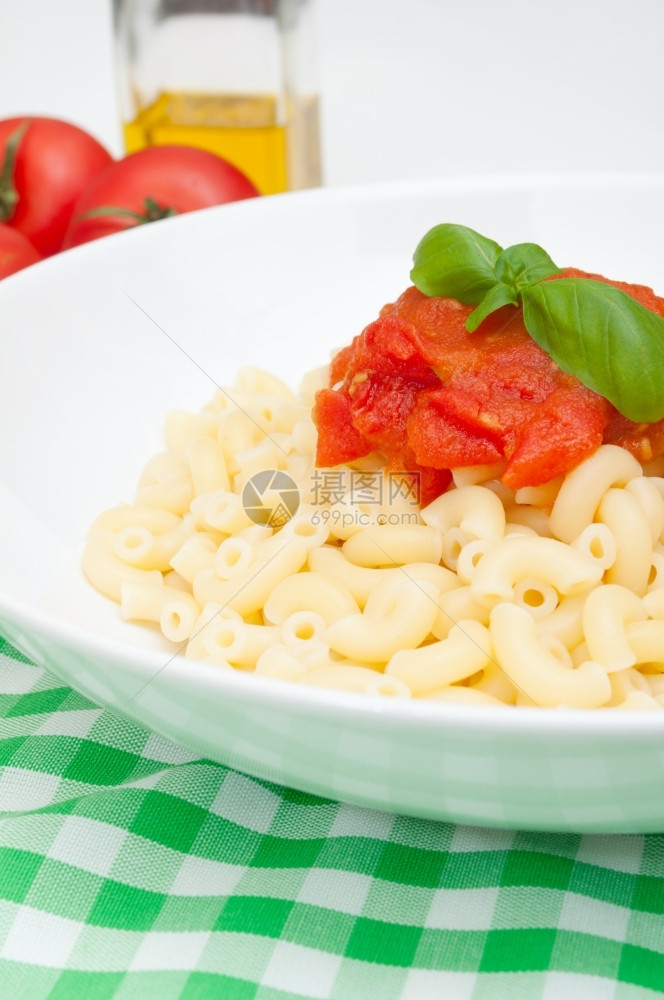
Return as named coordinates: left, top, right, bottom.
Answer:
left=313, top=269, right=664, bottom=505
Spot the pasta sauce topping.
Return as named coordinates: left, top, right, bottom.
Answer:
left=313, top=269, right=664, bottom=505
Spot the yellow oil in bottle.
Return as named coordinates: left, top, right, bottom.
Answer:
left=123, top=91, right=321, bottom=196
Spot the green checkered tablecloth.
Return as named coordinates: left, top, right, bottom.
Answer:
left=1, top=636, right=664, bottom=1000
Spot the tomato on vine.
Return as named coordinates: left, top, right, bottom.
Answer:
left=62, top=145, right=260, bottom=249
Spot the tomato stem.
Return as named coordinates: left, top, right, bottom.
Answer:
left=143, top=197, right=177, bottom=222
left=79, top=197, right=178, bottom=226
left=0, top=120, right=29, bottom=223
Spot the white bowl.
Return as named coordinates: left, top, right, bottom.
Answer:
left=2, top=173, right=664, bottom=833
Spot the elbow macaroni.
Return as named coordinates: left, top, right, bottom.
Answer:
left=83, top=367, right=664, bottom=710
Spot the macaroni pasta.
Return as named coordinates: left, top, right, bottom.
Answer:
left=82, top=367, right=664, bottom=710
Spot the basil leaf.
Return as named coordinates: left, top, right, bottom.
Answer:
left=495, top=242, right=561, bottom=292
left=466, top=282, right=519, bottom=333
left=522, top=278, right=664, bottom=422
left=410, top=223, right=503, bottom=304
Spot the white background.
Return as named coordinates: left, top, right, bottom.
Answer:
left=0, top=0, right=663, bottom=186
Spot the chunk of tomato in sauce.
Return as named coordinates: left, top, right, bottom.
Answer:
left=312, top=388, right=371, bottom=466
left=502, top=381, right=612, bottom=488
left=407, top=396, right=503, bottom=470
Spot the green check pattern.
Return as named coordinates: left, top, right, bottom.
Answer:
left=1, top=636, right=664, bottom=999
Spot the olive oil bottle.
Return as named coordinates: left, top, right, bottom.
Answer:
left=114, top=1, right=322, bottom=196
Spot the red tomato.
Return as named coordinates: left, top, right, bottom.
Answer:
left=62, top=146, right=260, bottom=249
left=0, top=117, right=113, bottom=256
left=0, top=224, right=41, bottom=279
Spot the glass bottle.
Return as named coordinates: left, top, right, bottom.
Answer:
left=112, top=0, right=322, bottom=195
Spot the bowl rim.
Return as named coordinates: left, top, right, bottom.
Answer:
left=3, top=587, right=663, bottom=741
left=6, top=167, right=664, bottom=273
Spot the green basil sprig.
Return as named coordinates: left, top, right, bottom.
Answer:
left=410, top=223, right=664, bottom=423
